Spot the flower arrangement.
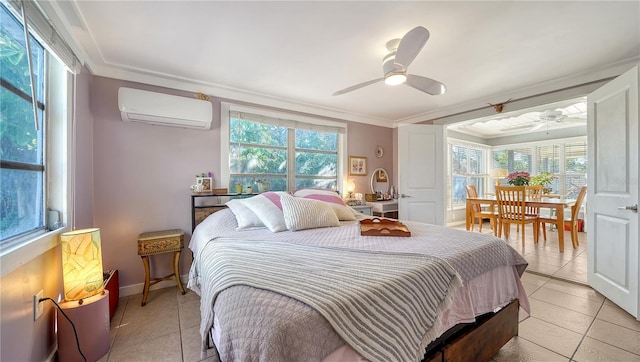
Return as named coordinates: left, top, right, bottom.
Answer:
left=530, top=172, right=556, bottom=187
left=506, top=171, right=530, bottom=186
left=530, top=172, right=556, bottom=193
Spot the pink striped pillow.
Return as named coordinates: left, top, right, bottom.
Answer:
left=293, top=188, right=357, bottom=221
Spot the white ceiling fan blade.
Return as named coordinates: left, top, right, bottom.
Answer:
left=405, top=74, right=446, bottom=95
left=332, top=78, right=383, bottom=96
left=395, top=26, right=429, bottom=69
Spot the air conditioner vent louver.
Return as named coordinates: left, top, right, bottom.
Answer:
left=118, top=87, right=212, bottom=130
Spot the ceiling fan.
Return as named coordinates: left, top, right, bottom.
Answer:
left=332, top=26, right=446, bottom=96
left=530, top=110, right=568, bottom=131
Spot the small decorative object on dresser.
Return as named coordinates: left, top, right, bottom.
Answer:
left=196, top=177, right=212, bottom=192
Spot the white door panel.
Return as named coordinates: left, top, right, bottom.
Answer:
left=398, top=124, right=445, bottom=225
left=588, top=65, right=639, bottom=320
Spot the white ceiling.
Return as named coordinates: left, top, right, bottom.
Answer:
left=46, top=1, right=639, bottom=128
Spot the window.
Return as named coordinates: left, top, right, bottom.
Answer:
left=447, top=143, right=487, bottom=210
left=1, top=4, right=46, bottom=242
left=0, top=1, right=75, bottom=271
left=224, top=106, right=345, bottom=192
left=491, top=139, right=587, bottom=197
left=493, top=148, right=533, bottom=173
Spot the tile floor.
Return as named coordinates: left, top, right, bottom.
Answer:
left=458, top=221, right=588, bottom=284
left=99, top=224, right=639, bottom=362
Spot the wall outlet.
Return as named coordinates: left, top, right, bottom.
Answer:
left=33, top=290, right=43, bottom=321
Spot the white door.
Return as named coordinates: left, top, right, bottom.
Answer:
left=397, top=124, right=446, bottom=225
left=587, top=65, right=639, bottom=319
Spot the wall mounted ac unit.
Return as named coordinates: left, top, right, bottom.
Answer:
left=118, top=87, right=212, bottom=130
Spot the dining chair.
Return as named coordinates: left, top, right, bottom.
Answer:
left=495, top=186, right=540, bottom=246
left=539, top=185, right=587, bottom=249
left=465, top=185, right=498, bottom=236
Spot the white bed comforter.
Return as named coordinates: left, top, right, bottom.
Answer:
left=188, top=209, right=530, bottom=362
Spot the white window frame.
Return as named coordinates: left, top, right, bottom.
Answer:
left=0, top=25, right=74, bottom=277
left=221, top=102, right=347, bottom=192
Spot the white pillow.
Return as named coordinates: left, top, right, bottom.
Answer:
left=280, top=193, right=340, bottom=231
left=238, top=192, right=288, bottom=232
left=225, top=199, right=265, bottom=230
left=292, top=188, right=356, bottom=221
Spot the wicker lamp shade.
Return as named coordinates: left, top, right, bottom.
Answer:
left=60, top=228, right=104, bottom=301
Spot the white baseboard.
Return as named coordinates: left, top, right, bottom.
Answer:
left=118, top=273, right=189, bottom=298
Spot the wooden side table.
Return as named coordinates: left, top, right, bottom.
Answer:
left=137, top=229, right=186, bottom=306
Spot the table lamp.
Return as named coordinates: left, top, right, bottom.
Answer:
left=346, top=179, right=356, bottom=199
left=490, top=168, right=508, bottom=186
left=58, top=228, right=110, bottom=362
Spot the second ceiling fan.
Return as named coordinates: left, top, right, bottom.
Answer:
left=333, top=26, right=447, bottom=96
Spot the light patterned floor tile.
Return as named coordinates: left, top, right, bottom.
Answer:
left=529, top=287, right=603, bottom=316
left=518, top=317, right=583, bottom=358
left=107, top=330, right=182, bottom=362
left=597, top=302, right=640, bottom=332
left=492, top=336, right=569, bottom=362
left=528, top=298, right=594, bottom=334
left=179, top=299, right=201, bottom=330
left=572, top=336, right=640, bottom=362
left=586, top=319, right=640, bottom=355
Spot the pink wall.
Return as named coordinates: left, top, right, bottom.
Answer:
left=347, top=122, right=394, bottom=195
left=0, top=67, right=93, bottom=361
left=90, top=76, right=393, bottom=291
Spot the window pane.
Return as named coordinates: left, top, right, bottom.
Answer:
left=565, top=142, right=587, bottom=173
left=468, top=149, right=483, bottom=174
left=295, top=129, right=337, bottom=151
left=295, top=178, right=337, bottom=190
left=1, top=4, right=46, bottom=243
left=230, top=118, right=287, bottom=146
left=537, top=145, right=560, bottom=173
left=0, top=4, right=45, bottom=102
left=230, top=176, right=287, bottom=192
left=452, top=176, right=467, bottom=207
left=0, top=88, right=44, bottom=164
left=295, top=151, right=337, bottom=176
left=229, top=145, right=287, bottom=175
left=0, top=168, right=44, bottom=240
left=451, top=146, right=467, bottom=174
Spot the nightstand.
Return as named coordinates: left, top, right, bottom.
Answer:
left=137, top=229, right=186, bottom=306
left=351, top=205, right=373, bottom=216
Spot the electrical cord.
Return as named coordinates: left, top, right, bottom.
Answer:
left=39, top=297, right=87, bottom=362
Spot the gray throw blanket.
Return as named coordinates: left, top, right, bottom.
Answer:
left=199, top=239, right=461, bottom=362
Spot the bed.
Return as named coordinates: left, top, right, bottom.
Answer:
left=188, top=190, right=530, bottom=362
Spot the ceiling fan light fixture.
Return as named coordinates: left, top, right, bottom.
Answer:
left=385, top=72, right=406, bottom=86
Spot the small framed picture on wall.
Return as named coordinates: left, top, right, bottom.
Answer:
left=196, top=177, right=212, bottom=192
left=349, top=156, right=367, bottom=176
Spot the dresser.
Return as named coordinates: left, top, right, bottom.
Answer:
left=191, top=193, right=257, bottom=231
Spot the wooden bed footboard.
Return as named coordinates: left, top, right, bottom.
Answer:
left=423, top=299, right=519, bottom=362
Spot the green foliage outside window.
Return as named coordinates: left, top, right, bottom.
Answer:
left=1, top=4, right=46, bottom=241
left=230, top=117, right=338, bottom=191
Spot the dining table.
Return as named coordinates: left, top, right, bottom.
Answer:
left=466, top=196, right=576, bottom=252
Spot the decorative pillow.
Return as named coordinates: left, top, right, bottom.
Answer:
left=238, top=192, right=288, bottom=232
left=225, top=199, right=265, bottom=230
left=280, top=193, right=340, bottom=231
left=293, top=188, right=356, bottom=221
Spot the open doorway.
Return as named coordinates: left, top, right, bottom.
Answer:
left=446, top=97, right=588, bottom=284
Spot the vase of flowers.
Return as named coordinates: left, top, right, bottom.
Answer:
left=506, top=171, right=530, bottom=186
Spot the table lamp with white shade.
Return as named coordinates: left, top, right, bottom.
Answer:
left=490, top=168, right=508, bottom=186
left=58, top=228, right=110, bottom=362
